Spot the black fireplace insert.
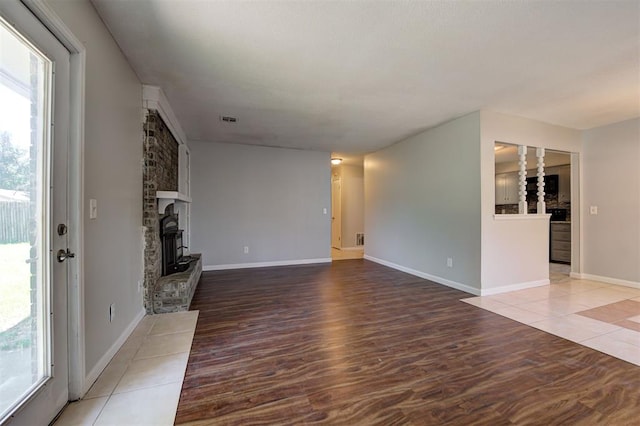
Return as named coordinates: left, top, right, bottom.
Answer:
left=160, top=212, right=191, bottom=276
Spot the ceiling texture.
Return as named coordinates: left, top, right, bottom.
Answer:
left=92, top=0, right=639, bottom=155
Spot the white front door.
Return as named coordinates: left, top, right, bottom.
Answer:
left=0, top=1, right=71, bottom=424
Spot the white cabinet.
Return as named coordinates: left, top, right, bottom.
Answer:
left=178, top=144, right=190, bottom=196
left=177, top=144, right=191, bottom=249
left=495, top=172, right=519, bottom=205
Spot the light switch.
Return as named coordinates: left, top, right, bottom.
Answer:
left=89, top=199, right=98, bottom=219
left=590, top=206, right=598, bottom=215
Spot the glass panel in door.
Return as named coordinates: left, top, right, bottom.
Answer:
left=0, top=16, right=52, bottom=421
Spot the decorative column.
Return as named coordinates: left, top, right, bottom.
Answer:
left=518, top=145, right=528, bottom=214
left=536, top=147, right=546, bottom=214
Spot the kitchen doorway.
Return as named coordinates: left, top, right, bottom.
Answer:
left=546, top=149, right=572, bottom=278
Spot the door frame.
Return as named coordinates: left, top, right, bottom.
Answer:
left=22, top=0, right=86, bottom=401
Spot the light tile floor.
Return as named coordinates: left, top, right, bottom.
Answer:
left=462, top=264, right=640, bottom=366
left=54, top=311, right=198, bottom=426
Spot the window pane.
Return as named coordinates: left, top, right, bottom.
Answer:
left=0, top=18, right=51, bottom=419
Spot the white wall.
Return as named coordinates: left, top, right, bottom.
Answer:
left=365, top=112, right=482, bottom=293
left=190, top=141, right=331, bottom=268
left=47, top=0, right=144, bottom=380
left=582, top=118, right=640, bottom=284
left=340, top=163, right=364, bottom=248
left=480, top=110, right=581, bottom=292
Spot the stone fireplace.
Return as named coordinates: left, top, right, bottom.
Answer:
left=142, top=100, right=201, bottom=314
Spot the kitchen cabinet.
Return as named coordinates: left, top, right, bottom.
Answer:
left=557, top=165, right=570, bottom=202
left=542, top=165, right=570, bottom=202
left=495, top=172, right=519, bottom=205
left=550, top=222, right=571, bottom=263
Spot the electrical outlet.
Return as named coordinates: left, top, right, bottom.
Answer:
left=243, top=246, right=249, bottom=254
left=109, top=303, right=115, bottom=323
left=447, top=257, right=453, bottom=268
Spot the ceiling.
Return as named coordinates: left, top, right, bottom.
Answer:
left=92, top=0, right=639, bottom=155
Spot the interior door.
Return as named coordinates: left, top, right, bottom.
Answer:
left=0, top=1, right=71, bottom=424
left=331, top=177, right=341, bottom=249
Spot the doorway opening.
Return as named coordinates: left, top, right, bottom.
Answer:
left=331, top=175, right=341, bottom=249
left=330, top=155, right=364, bottom=261
left=546, top=149, right=573, bottom=282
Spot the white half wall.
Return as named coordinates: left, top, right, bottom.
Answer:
left=582, top=118, right=640, bottom=284
left=365, top=112, right=482, bottom=292
left=480, top=110, right=581, bottom=291
left=46, top=0, right=144, bottom=377
left=190, top=141, right=331, bottom=268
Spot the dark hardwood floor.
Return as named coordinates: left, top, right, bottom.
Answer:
left=176, top=260, right=639, bottom=425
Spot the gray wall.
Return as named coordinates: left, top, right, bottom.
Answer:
left=190, top=141, right=331, bottom=267
left=365, top=112, right=482, bottom=291
left=582, top=118, right=640, bottom=283
left=340, top=163, right=364, bottom=247
left=48, top=0, right=144, bottom=377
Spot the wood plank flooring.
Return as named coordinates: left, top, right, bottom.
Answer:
left=176, top=260, right=640, bottom=425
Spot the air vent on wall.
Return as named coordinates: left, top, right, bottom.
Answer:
left=356, top=233, right=364, bottom=246
left=220, top=115, right=237, bottom=123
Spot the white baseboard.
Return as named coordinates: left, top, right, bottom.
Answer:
left=479, top=279, right=550, bottom=296
left=571, top=272, right=640, bottom=289
left=82, top=308, right=146, bottom=396
left=364, top=255, right=481, bottom=296
left=204, top=258, right=332, bottom=271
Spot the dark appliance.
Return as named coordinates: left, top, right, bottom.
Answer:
left=526, top=174, right=558, bottom=201
left=159, top=213, right=190, bottom=275
left=549, top=208, right=567, bottom=222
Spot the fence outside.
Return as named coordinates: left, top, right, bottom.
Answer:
left=0, top=202, right=30, bottom=244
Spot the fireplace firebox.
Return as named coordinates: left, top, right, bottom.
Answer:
left=160, top=212, right=190, bottom=276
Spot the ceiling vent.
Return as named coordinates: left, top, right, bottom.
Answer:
left=220, top=115, right=237, bottom=123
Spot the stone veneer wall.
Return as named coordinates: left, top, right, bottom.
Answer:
left=143, top=110, right=179, bottom=313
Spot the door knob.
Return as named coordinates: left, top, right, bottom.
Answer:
left=57, top=249, right=75, bottom=263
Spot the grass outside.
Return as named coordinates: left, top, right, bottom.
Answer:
left=0, top=243, right=31, bottom=332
